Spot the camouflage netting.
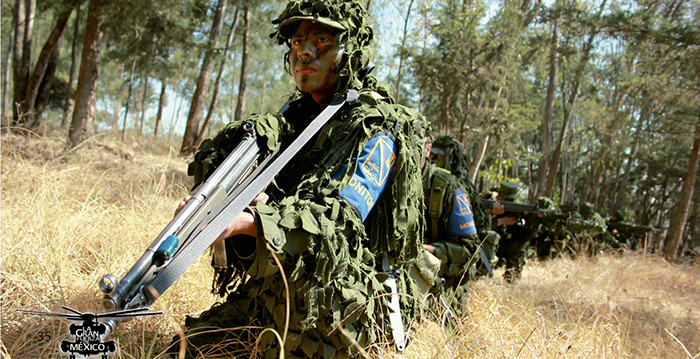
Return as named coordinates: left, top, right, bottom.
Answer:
left=179, top=0, right=433, bottom=350
left=430, top=135, right=472, bottom=185
left=182, top=90, right=430, bottom=359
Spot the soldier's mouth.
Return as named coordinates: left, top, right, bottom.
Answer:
left=297, top=66, right=317, bottom=75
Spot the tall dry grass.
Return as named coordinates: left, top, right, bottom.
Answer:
left=1, top=132, right=698, bottom=359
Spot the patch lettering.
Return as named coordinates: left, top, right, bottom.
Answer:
left=338, top=135, right=396, bottom=222
left=446, top=188, right=477, bottom=237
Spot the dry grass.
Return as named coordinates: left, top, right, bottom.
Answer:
left=2, top=132, right=699, bottom=359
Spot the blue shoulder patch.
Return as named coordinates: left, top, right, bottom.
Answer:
left=338, top=135, right=396, bottom=222
left=446, top=188, right=477, bottom=237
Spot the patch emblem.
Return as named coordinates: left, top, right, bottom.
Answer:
left=361, top=137, right=396, bottom=186
left=446, top=188, right=477, bottom=237
left=338, top=135, right=396, bottom=222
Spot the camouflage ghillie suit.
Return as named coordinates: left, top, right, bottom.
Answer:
left=176, top=1, right=434, bottom=358
left=528, top=197, right=574, bottom=260
left=579, top=202, right=617, bottom=256
left=422, top=161, right=480, bottom=312
left=429, top=135, right=498, bottom=277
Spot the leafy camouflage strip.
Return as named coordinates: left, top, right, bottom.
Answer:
left=430, top=135, right=472, bottom=185
left=182, top=83, right=432, bottom=358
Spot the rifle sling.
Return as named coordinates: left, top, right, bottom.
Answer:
left=143, top=91, right=356, bottom=304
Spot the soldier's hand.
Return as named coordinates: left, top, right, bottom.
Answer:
left=491, top=202, right=505, bottom=215
left=252, top=192, right=269, bottom=205
left=423, top=244, right=436, bottom=255
left=175, top=196, right=191, bottom=217
left=498, top=216, right=518, bottom=226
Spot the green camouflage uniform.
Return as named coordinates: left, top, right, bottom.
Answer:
left=579, top=202, right=615, bottom=256
left=422, top=161, right=480, bottom=312
left=528, top=197, right=573, bottom=260
left=177, top=1, right=434, bottom=357
left=607, top=210, right=651, bottom=251
left=429, top=135, right=499, bottom=278
left=492, top=182, right=534, bottom=282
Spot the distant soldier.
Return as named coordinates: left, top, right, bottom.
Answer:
left=492, top=182, right=533, bottom=282
left=528, top=197, right=573, bottom=260
left=607, top=210, right=652, bottom=251
left=429, top=135, right=503, bottom=279
left=579, top=202, right=618, bottom=255
left=422, top=142, right=480, bottom=311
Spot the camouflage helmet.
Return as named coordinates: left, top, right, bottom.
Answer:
left=271, top=0, right=375, bottom=96
left=497, top=182, right=519, bottom=201
left=560, top=200, right=579, bottom=215
left=579, top=201, right=595, bottom=216
left=537, top=196, right=555, bottom=210
left=611, top=210, right=624, bottom=222
left=430, top=135, right=471, bottom=181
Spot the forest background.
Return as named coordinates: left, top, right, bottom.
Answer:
left=2, top=0, right=699, bottom=258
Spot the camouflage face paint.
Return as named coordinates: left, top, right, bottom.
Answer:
left=288, top=21, right=345, bottom=104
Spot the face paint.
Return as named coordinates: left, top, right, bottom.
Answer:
left=288, top=20, right=345, bottom=105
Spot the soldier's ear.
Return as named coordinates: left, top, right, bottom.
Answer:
left=424, top=143, right=432, bottom=158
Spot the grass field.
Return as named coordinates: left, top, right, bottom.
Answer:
left=2, top=131, right=698, bottom=358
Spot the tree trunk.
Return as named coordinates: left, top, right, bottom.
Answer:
left=180, top=0, right=228, bottom=155
left=121, top=59, right=136, bottom=141
left=34, top=36, right=62, bottom=121
left=12, top=0, right=29, bottom=125
left=63, top=2, right=81, bottom=127
left=664, top=119, right=700, bottom=260
left=195, top=7, right=240, bottom=148
left=469, top=134, right=490, bottom=183
left=394, top=0, right=414, bottom=104
left=234, top=6, right=250, bottom=123
left=23, top=4, right=73, bottom=128
left=2, top=21, right=14, bottom=124
left=112, top=91, right=121, bottom=133
left=544, top=0, right=607, bottom=197
left=139, top=77, right=148, bottom=134
left=613, top=109, right=645, bottom=212
left=154, top=79, right=167, bottom=138
left=169, top=95, right=183, bottom=140
left=536, top=15, right=558, bottom=198
left=68, top=0, right=106, bottom=148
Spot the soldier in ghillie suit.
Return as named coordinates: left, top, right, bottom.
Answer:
left=172, top=1, right=435, bottom=357
left=428, top=135, right=501, bottom=279
left=528, top=197, right=573, bottom=260
left=579, top=201, right=617, bottom=256
left=421, top=137, right=480, bottom=315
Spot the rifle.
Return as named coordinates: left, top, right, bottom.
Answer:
left=97, top=91, right=355, bottom=336
left=479, top=199, right=555, bottom=214
left=98, top=123, right=262, bottom=333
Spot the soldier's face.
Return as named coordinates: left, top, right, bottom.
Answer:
left=288, top=20, right=344, bottom=104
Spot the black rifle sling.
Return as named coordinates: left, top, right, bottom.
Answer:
left=144, top=91, right=355, bottom=303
